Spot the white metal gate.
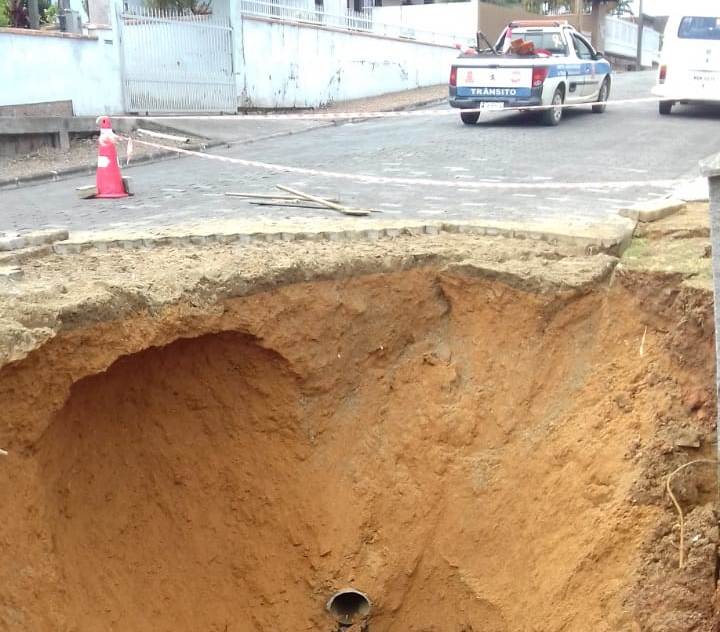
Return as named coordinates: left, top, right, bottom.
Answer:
left=117, top=7, right=235, bottom=114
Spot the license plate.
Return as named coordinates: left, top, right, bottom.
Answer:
left=692, top=71, right=718, bottom=82
left=478, top=102, right=504, bottom=111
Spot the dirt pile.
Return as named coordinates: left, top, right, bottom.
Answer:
left=0, top=248, right=718, bottom=630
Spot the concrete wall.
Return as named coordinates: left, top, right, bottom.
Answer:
left=234, top=16, right=457, bottom=108
left=372, top=1, right=476, bottom=39
left=0, top=28, right=123, bottom=115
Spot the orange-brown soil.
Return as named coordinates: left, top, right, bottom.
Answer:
left=0, top=267, right=717, bottom=631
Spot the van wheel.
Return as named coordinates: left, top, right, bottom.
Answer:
left=541, top=88, right=564, bottom=126
left=461, top=111, right=480, bottom=125
left=659, top=100, right=673, bottom=115
left=592, top=78, right=610, bottom=113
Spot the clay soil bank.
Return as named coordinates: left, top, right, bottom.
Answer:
left=0, top=235, right=718, bottom=631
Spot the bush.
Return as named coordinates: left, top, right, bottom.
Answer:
left=43, top=2, right=56, bottom=23
left=0, top=2, right=9, bottom=26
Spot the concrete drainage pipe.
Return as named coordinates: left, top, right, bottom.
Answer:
left=327, top=588, right=371, bottom=628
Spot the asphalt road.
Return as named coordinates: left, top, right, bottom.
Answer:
left=1, top=71, right=719, bottom=237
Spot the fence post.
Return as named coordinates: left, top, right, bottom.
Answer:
left=700, top=153, right=720, bottom=494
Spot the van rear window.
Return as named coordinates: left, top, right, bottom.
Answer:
left=678, top=16, right=720, bottom=40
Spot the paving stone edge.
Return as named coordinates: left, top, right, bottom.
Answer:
left=48, top=221, right=634, bottom=257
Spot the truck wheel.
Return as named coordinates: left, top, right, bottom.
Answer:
left=659, top=101, right=673, bottom=115
left=592, top=78, right=610, bottom=113
left=460, top=111, right=480, bottom=125
left=541, top=88, right=564, bottom=126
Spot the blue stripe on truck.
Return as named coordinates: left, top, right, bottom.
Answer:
left=548, top=62, right=612, bottom=78
left=456, top=87, right=533, bottom=98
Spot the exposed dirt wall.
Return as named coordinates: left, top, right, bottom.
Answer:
left=0, top=263, right=717, bottom=631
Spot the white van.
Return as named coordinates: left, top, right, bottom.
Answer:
left=652, top=3, right=720, bottom=115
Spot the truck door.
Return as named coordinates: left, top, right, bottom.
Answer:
left=571, top=33, right=598, bottom=98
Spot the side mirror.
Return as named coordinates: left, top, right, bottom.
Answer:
left=594, top=51, right=605, bottom=59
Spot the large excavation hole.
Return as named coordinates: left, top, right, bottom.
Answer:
left=9, top=271, right=717, bottom=631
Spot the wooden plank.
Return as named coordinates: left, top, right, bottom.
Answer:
left=276, top=185, right=370, bottom=217
left=249, top=201, right=336, bottom=210
left=225, top=191, right=341, bottom=203
left=225, top=192, right=303, bottom=200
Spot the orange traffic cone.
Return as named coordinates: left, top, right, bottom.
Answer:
left=95, top=115, right=127, bottom=199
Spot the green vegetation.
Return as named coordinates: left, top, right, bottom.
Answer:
left=3, top=0, right=51, bottom=28
left=143, top=0, right=212, bottom=14
left=483, top=0, right=630, bottom=14
left=43, top=2, right=57, bottom=23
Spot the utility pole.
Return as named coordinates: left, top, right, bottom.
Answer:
left=636, top=0, right=644, bottom=69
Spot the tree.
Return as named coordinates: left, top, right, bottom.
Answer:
left=611, top=0, right=633, bottom=15
left=4, top=0, right=52, bottom=27
left=523, top=0, right=573, bottom=12
left=6, top=0, right=28, bottom=26
left=485, top=0, right=620, bottom=16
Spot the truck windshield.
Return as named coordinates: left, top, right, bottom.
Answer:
left=502, top=30, right=568, bottom=55
left=678, top=16, right=720, bottom=40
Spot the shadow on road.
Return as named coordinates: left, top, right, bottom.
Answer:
left=465, top=106, right=598, bottom=128
left=663, top=103, right=720, bottom=120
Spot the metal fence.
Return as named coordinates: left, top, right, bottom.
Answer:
left=117, top=6, right=236, bottom=113
left=238, top=0, right=472, bottom=47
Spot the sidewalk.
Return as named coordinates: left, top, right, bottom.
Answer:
left=136, top=85, right=447, bottom=143
left=0, top=85, right=446, bottom=187
left=323, top=85, right=446, bottom=114
left=0, top=131, right=207, bottom=188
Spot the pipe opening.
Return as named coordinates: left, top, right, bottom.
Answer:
left=327, top=588, right=371, bottom=626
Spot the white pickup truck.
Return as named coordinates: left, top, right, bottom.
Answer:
left=449, top=20, right=613, bottom=126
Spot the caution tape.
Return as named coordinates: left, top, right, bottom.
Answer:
left=116, top=95, right=670, bottom=122
left=121, top=134, right=685, bottom=191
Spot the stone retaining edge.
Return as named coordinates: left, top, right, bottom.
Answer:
left=48, top=222, right=634, bottom=256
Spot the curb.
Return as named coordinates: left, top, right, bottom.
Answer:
left=618, top=198, right=686, bottom=223
left=329, top=97, right=447, bottom=125
left=0, top=141, right=224, bottom=191
left=224, top=122, right=335, bottom=147
left=326, top=96, right=446, bottom=119
left=47, top=221, right=632, bottom=257
left=0, top=229, right=69, bottom=252
left=672, top=177, right=710, bottom=204
left=0, top=244, right=53, bottom=266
